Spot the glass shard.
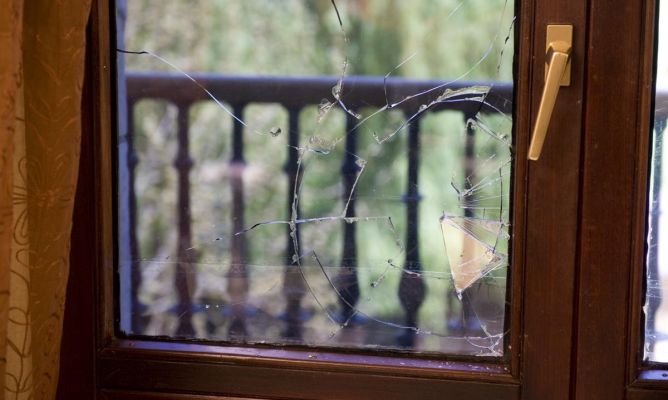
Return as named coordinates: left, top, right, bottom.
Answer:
left=441, top=214, right=508, bottom=294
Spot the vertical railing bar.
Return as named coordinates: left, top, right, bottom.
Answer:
left=227, top=103, right=249, bottom=340
left=336, top=112, right=361, bottom=324
left=282, top=107, right=306, bottom=340
left=231, top=104, right=245, bottom=164
left=174, top=102, right=195, bottom=336
left=398, top=111, right=426, bottom=347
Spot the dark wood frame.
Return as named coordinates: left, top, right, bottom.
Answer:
left=57, top=0, right=668, bottom=398
left=570, top=0, right=668, bottom=399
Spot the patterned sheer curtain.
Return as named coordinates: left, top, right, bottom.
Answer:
left=0, top=1, right=91, bottom=399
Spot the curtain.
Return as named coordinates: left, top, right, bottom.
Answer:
left=0, top=1, right=92, bottom=399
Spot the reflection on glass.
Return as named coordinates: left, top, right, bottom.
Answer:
left=115, top=0, right=515, bottom=356
left=646, top=2, right=668, bottom=362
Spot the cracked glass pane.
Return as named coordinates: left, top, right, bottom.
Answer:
left=645, top=2, right=668, bottom=363
left=115, top=0, right=515, bottom=356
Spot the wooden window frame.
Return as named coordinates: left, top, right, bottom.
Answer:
left=77, top=2, right=529, bottom=397
left=569, top=0, right=668, bottom=399
left=57, top=0, right=668, bottom=398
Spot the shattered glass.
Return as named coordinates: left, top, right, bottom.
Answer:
left=115, top=0, right=515, bottom=356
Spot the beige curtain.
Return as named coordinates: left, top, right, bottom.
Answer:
left=0, top=1, right=92, bottom=399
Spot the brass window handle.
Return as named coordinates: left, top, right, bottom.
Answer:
left=528, top=25, right=573, bottom=161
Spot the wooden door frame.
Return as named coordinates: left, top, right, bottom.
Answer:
left=56, top=0, right=596, bottom=398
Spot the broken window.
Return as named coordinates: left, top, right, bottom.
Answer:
left=116, top=0, right=515, bottom=356
left=645, top=1, right=668, bottom=363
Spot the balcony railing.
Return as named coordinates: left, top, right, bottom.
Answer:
left=122, top=73, right=668, bottom=349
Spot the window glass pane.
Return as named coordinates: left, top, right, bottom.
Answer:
left=646, top=1, right=668, bottom=363
left=115, top=0, right=515, bottom=356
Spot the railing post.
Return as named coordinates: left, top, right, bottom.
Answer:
left=398, top=112, right=426, bottom=347
left=227, top=103, right=249, bottom=340
left=283, top=107, right=306, bottom=340
left=336, top=112, right=361, bottom=324
left=174, top=102, right=195, bottom=336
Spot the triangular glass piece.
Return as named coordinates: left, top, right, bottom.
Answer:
left=440, top=214, right=508, bottom=294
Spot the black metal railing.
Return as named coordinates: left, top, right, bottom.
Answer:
left=122, top=71, right=514, bottom=344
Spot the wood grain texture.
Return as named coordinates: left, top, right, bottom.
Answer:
left=100, top=389, right=264, bottom=400
left=99, top=356, right=519, bottom=400
left=627, top=387, right=668, bottom=400
left=572, top=0, right=664, bottom=399
left=99, top=339, right=513, bottom=380
left=521, top=0, right=587, bottom=398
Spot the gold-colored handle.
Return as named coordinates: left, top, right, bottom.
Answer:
left=528, top=25, right=573, bottom=161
